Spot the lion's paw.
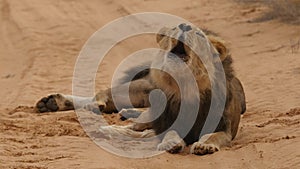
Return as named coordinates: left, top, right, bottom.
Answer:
left=157, top=139, right=185, bottom=154
left=119, top=108, right=142, bottom=120
left=36, top=94, right=73, bottom=113
left=190, top=142, right=219, bottom=155
left=83, top=102, right=103, bottom=114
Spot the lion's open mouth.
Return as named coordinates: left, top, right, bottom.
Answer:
left=170, top=41, right=189, bottom=62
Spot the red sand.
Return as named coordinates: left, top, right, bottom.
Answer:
left=0, top=0, right=299, bottom=168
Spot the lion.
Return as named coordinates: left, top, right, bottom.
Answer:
left=35, top=23, right=246, bottom=155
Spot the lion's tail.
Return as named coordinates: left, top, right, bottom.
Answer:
left=99, top=125, right=155, bottom=138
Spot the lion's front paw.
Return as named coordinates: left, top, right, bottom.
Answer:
left=190, top=142, right=219, bottom=155
left=36, top=94, right=73, bottom=113
left=157, top=139, right=185, bottom=154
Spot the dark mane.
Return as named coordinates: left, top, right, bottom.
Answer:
left=222, top=54, right=235, bottom=80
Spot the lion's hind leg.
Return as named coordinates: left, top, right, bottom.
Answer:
left=36, top=94, right=73, bottom=112
left=35, top=94, right=93, bottom=113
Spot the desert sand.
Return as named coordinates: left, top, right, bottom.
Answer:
left=0, top=0, right=299, bottom=168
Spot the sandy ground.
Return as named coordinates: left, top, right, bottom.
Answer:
left=0, top=0, right=300, bottom=168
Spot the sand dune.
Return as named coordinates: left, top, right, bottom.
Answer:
left=0, top=0, right=299, bottom=168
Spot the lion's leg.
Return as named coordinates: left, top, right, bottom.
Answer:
left=190, top=131, right=232, bottom=155
left=190, top=111, right=236, bottom=155
left=157, top=130, right=186, bottom=154
left=36, top=94, right=93, bottom=113
left=36, top=79, right=154, bottom=113
left=190, top=77, right=245, bottom=155
left=94, top=79, right=155, bottom=113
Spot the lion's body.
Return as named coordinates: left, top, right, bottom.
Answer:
left=35, top=23, right=246, bottom=155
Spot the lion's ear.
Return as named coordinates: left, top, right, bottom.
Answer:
left=208, top=36, right=228, bottom=61
left=156, top=27, right=169, bottom=44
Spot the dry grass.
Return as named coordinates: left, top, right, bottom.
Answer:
left=236, top=0, right=300, bottom=24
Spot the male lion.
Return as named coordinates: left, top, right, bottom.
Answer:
left=35, top=23, right=246, bottom=155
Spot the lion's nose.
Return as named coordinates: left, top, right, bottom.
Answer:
left=178, top=23, right=192, bottom=32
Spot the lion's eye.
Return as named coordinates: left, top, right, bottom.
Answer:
left=172, top=27, right=176, bottom=30
left=196, top=32, right=205, bottom=38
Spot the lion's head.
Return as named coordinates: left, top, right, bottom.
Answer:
left=151, top=23, right=229, bottom=93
